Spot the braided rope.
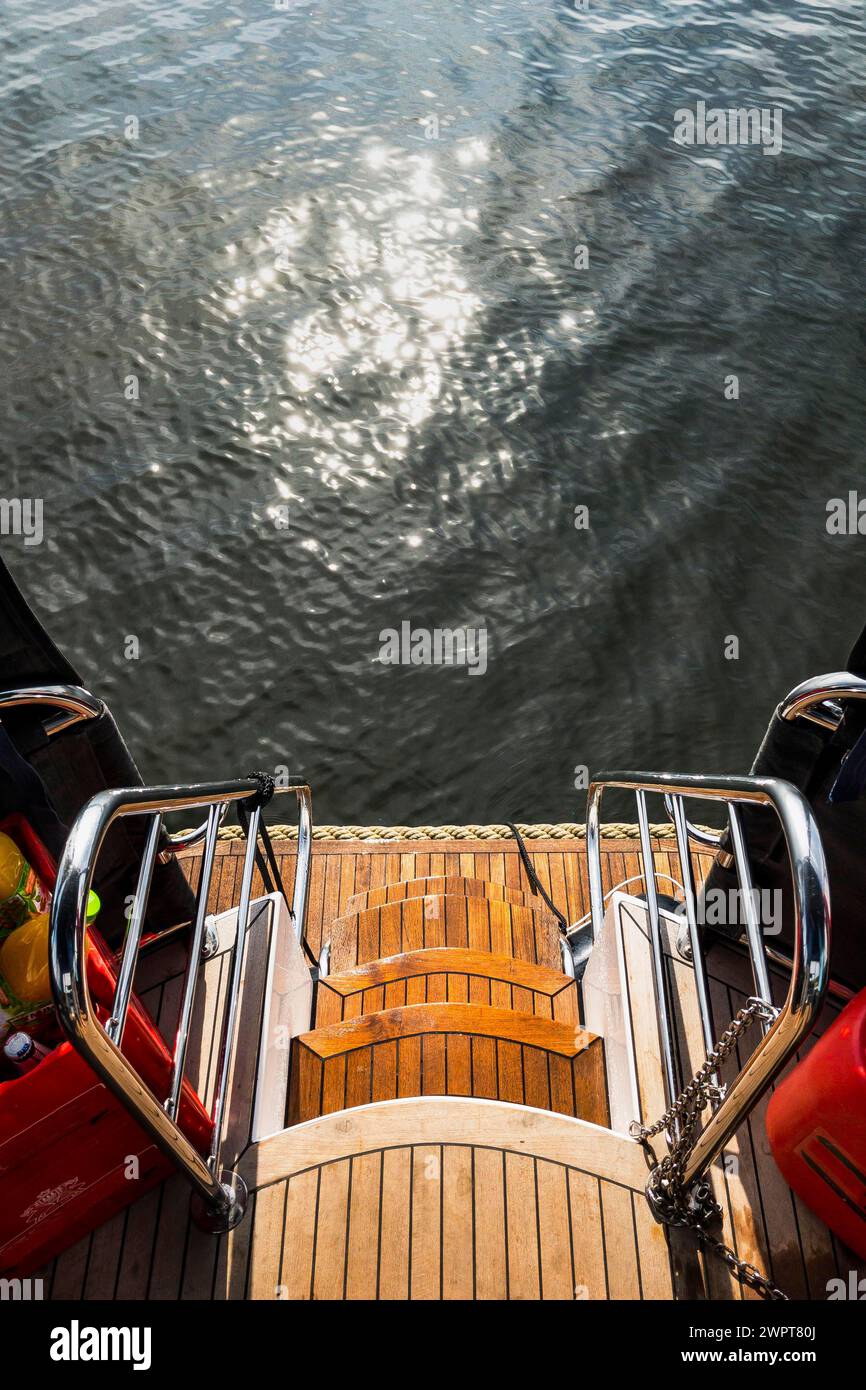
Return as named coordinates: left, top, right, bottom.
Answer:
left=178, top=820, right=704, bottom=843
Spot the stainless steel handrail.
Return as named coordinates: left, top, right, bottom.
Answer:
left=587, top=772, right=830, bottom=1190
left=158, top=801, right=231, bottom=861
left=725, top=802, right=773, bottom=1020
left=662, top=793, right=724, bottom=853
left=164, top=804, right=224, bottom=1118
left=665, top=672, right=866, bottom=862
left=49, top=776, right=313, bottom=1232
left=0, top=683, right=105, bottom=736
left=778, top=671, right=866, bottom=729
left=635, top=789, right=680, bottom=1113
left=105, top=812, right=163, bottom=1047
left=0, top=685, right=231, bottom=876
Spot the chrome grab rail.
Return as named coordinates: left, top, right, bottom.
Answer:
left=49, top=776, right=313, bottom=1232
left=665, top=671, right=866, bottom=879
left=587, top=772, right=830, bottom=1189
left=158, top=801, right=231, bottom=861
left=662, top=793, right=724, bottom=853
left=778, top=670, right=866, bottom=730
left=0, top=683, right=105, bottom=736
left=0, top=684, right=227, bottom=870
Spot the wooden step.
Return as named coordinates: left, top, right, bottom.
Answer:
left=329, top=894, right=562, bottom=973
left=316, top=947, right=578, bottom=1026
left=288, top=1002, right=608, bottom=1126
left=344, top=875, right=544, bottom=917
left=236, top=1099, right=666, bottom=1301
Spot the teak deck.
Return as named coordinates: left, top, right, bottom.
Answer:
left=35, top=834, right=865, bottom=1301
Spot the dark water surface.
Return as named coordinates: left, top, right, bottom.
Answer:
left=2, top=0, right=865, bottom=825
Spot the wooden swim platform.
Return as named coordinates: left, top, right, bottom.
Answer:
left=35, top=831, right=864, bottom=1301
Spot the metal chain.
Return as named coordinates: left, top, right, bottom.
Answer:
left=630, top=996, right=788, bottom=1302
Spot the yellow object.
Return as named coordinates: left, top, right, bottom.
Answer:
left=0, top=833, right=24, bottom=901
left=0, top=891, right=99, bottom=1019
left=0, top=911, right=50, bottom=1009
left=0, top=831, right=49, bottom=936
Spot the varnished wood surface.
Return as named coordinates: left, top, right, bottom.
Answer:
left=288, top=1005, right=607, bottom=1127
left=345, top=875, right=543, bottom=915
left=315, top=946, right=579, bottom=1026
left=299, top=1002, right=597, bottom=1059
left=329, top=894, right=562, bottom=973
left=320, top=945, right=573, bottom=998
left=234, top=1101, right=668, bottom=1301
left=36, top=834, right=861, bottom=1300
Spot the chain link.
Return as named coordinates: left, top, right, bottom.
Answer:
left=630, top=997, right=787, bottom=1302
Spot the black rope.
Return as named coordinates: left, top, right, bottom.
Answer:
left=238, top=772, right=319, bottom=969
left=505, top=820, right=568, bottom=934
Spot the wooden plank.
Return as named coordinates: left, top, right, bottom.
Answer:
left=379, top=1147, right=412, bottom=1299
left=568, top=1169, right=608, bottom=1301
left=471, top=1036, right=498, bottom=1099
left=82, top=1209, right=126, bottom=1299
left=398, top=1035, right=421, bottom=1098
left=371, top=1038, right=398, bottom=1102
left=600, top=1180, right=640, bottom=1299
left=345, top=1151, right=382, bottom=1300
left=523, top=1047, right=551, bottom=1112
left=446, top=1033, right=473, bottom=1096
left=113, top=1186, right=163, bottom=1300
left=357, top=902, right=381, bottom=966
left=286, top=1040, right=322, bottom=1125
left=311, top=1160, right=350, bottom=1300
left=445, top=894, right=469, bottom=948
left=321, top=854, right=344, bottom=947
left=410, top=1146, right=442, bottom=1300
left=536, top=1160, right=574, bottom=1300
left=549, top=1053, right=576, bottom=1116
left=497, top=1040, right=524, bottom=1105
left=441, top=1146, right=474, bottom=1299
left=344, top=1045, right=373, bottom=1110
left=146, top=1177, right=191, bottom=1300
left=504, top=1152, right=540, bottom=1299
left=400, top=897, right=425, bottom=954
left=180, top=1217, right=220, bottom=1301
left=248, top=1180, right=287, bottom=1300
left=423, top=1033, right=447, bottom=1095
left=279, top=1168, right=319, bottom=1300
left=321, top=1054, right=348, bottom=1115
left=473, top=1148, right=507, bottom=1299
left=50, top=1232, right=91, bottom=1300
left=633, top=1190, right=674, bottom=1300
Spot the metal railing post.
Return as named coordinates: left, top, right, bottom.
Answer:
left=725, top=803, right=773, bottom=1026
left=207, top=805, right=260, bottom=1174
left=165, top=803, right=224, bottom=1120
left=106, top=812, right=163, bottom=1046
left=291, top=786, right=312, bottom=945
left=586, top=772, right=830, bottom=1192
left=586, top=783, right=606, bottom=942
left=670, top=795, right=716, bottom=1061
left=635, top=790, right=680, bottom=1110
left=50, top=776, right=314, bottom=1235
